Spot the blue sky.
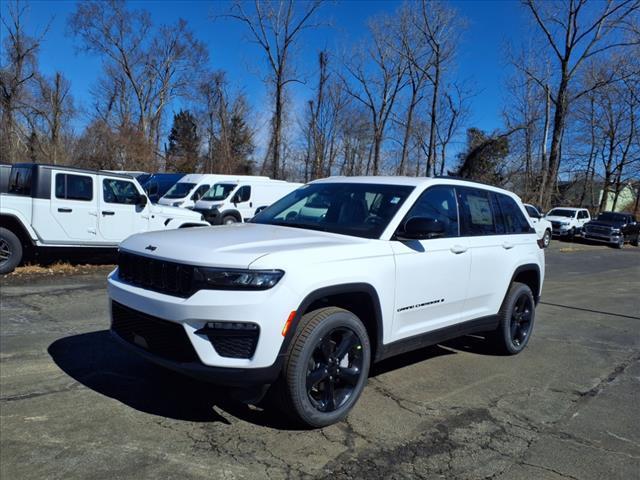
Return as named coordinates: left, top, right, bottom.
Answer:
left=3, top=0, right=531, bottom=142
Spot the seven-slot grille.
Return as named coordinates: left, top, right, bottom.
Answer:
left=111, top=301, right=199, bottom=363
left=118, top=251, right=195, bottom=297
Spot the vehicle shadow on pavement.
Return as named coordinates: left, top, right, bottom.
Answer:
left=47, top=330, right=280, bottom=426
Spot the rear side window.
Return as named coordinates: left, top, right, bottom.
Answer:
left=404, top=185, right=459, bottom=237
left=495, top=194, right=533, bottom=234
left=103, top=179, right=139, bottom=204
left=457, top=187, right=497, bottom=236
left=578, top=210, right=589, bottom=219
left=55, top=173, right=93, bottom=201
left=8, top=167, right=33, bottom=196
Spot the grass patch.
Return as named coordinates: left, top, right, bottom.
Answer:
left=7, top=262, right=115, bottom=277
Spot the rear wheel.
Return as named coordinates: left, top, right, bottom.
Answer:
left=489, top=282, right=535, bottom=355
left=277, top=307, right=371, bottom=427
left=0, top=227, right=23, bottom=275
left=222, top=215, right=238, bottom=225
left=542, top=229, right=551, bottom=248
left=631, top=234, right=639, bottom=247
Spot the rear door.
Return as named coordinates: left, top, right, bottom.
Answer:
left=457, top=187, right=513, bottom=321
left=98, top=176, right=148, bottom=242
left=391, top=185, right=471, bottom=339
left=49, top=171, right=98, bottom=242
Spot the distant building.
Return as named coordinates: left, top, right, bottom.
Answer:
left=598, top=182, right=638, bottom=212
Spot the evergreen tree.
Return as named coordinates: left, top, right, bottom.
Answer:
left=167, top=110, right=200, bottom=172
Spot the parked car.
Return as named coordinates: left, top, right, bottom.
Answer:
left=108, top=176, right=544, bottom=427
left=524, top=203, right=552, bottom=248
left=158, top=173, right=270, bottom=209
left=582, top=211, right=640, bottom=249
left=545, top=207, right=591, bottom=238
left=193, top=179, right=303, bottom=225
left=141, top=173, right=185, bottom=203
left=0, top=163, right=209, bottom=274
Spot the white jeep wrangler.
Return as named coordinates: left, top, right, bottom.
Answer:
left=108, top=177, right=545, bottom=427
left=0, top=163, right=208, bottom=274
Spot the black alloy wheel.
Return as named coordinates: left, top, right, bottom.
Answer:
left=0, top=227, right=23, bottom=275
left=0, top=238, right=10, bottom=264
left=306, top=327, right=365, bottom=413
left=510, top=293, right=533, bottom=347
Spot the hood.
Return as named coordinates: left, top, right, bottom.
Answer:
left=119, top=223, right=368, bottom=269
left=545, top=215, right=573, bottom=222
left=150, top=203, right=201, bottom=219
left=586, top=219, right=624, bottom=228
left=194, top=199, right=223, bottom=210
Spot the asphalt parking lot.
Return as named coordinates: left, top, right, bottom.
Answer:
left=1, top=240, right=639, bottom=480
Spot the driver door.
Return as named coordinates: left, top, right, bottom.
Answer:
left=391, top=185, right=471, bottom=340
left=97, top=175, right=148, bottom=242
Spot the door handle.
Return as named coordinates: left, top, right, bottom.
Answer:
left=502, top=242, right=514, bottom=250
left=450, top=245, right=468, bottom=254
left=57, top=208, right=72, bottom=213
left=102, top=211, right=115, bottom=216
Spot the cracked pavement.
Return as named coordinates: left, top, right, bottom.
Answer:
left=1, top=241, right=639, bottom=479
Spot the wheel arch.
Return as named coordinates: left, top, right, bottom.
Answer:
left=220, top=209, right=242, bottom=222
left=509, top=264, right=541, bottom=305
left=0, top=214, right=36, bottom=249
left=281, top=283, right=384, bottom=363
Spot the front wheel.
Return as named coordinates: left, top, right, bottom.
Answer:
left=542, top=229, right=551, bottom=248
left=222, top=215, right=238, bottom=225
left=489, top=282, right=536, bottom=355
left=615, top=235, right=624, bottom=249
left=0, top=227, right=23, bottom=275
left=278, top=307, right=371, bottom=427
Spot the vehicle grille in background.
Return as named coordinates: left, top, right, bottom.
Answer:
left=551, top=221, right=561, bottom=229
left=585, top=225, right=611, bottom=235
left=111, top=301, right=199, bottom=363
left=118, top=251, right=194, bottom=298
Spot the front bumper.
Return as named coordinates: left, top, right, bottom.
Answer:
left=107, top=269, right=299, bottom=384
left=551, top=224, right=572, bottom=235
left=582, top=230, right=622, bottom=244
left=192, top=208, right=222, bottom=225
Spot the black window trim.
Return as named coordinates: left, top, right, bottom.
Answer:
left=55, top=172, right=94, bottom=202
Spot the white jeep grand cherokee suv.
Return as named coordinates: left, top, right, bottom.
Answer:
left=108, top=177, right=545, bottom=427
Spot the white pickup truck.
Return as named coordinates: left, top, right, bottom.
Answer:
left=0, top=163, right=208, bottom=274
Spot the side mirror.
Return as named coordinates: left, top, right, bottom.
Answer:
left=137, top=194, right=148, bottom=208
left=232, top=194, right=240, bottom=205
left=397, top=217, right=446, bottom=240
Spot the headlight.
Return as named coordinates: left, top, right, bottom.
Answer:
left=193, top=267, right=284, bottom=290
left=611, top=228, right=621, bottom=234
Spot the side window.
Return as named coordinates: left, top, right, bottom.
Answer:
left=578, top=210, right=588, bottom=219
left=524, top=205, right=538, bottom=218
left=496, top=194, right=533, bottom=234
left=8, top=167, right=33, bottom=196
left=403, top=185, right=459, bottom=237
left=147, top=182, right=158, bottom=196
left=103, top=179, right=139, bottom=204
left=457, top=187, right=497, bottom=236
left=235, top=185, right=251, bottom=203
left=192, top=184, right=209, bottom=200
left=55, top=173, right=93, bottom=201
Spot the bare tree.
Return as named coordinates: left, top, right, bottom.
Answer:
left=523, top=0, right=640, bottom=209
left=341, top=14, right=407, bottom=175
left=225, top=0, right=323, bottom=179
left=69, top=0, right=207, bottom=164
left=0, top=0, right=50, bottom=164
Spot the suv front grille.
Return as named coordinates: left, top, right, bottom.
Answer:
left=118, top=251, right=195, bottom=297
left=111, top=301, right=199, bottom=363
left=585, top=225, right=611, bottom=235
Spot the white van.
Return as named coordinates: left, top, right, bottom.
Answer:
left=193, top=179, right=302, bottom=224
left=158, top=174, right=269, bottom=208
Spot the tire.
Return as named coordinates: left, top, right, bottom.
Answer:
left=0, top=227, right=23, bottom=275
left=489, top=282, right=536, bottom=355
left=631, top=234, right=639, bottom=247
left=615, top=235, right=624, bottom=249
left=542, top=229, right=551, bottom=248
left=277, top=307, right=371, bottom=428
left=222, top=215, right=238, bottom=225
left=568, top=227, right=576, bottom=241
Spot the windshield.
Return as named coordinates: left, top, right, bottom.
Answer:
left=547, top=209, right=575, bottom=218
left=163, top=182, right=196, bottom=199
left=596, top=212, right=627, bottom=223
left=201, top=183, right=237, bottom=201
left=251, top=182, right=414, bottom=239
